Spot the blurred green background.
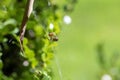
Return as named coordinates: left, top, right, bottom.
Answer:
left=53, top=0, right=120, bottom=80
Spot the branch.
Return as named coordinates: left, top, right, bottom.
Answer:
left=20, top=0, right=34, bottom=52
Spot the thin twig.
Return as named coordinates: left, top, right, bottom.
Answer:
left=19, top=0, right=34, bottom=52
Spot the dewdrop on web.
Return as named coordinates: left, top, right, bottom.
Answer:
left=101, top=74, right=112, bottom=80
left=63, top=15, right=72, bottom=24
left=49, top=23, right=54, bottom=30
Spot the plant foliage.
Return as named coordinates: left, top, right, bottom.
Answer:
left=0, top=0, right=77, bottom=80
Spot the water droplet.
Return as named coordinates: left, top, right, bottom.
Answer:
left=49, top=23, right=54, bottom=29
left=23, top=60, right=29, bottom=67
left=101, top=74, right=112, bottom=80
left=63, top=15, right=72, bottom=24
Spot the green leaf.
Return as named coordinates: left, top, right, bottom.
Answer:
left=34, top=25, right=44, bottom=37
left=0, top=60, right=3, bottom=69
left=42, top=72, right=51, bottom=80
left=3, top=18, right=17, bottom=26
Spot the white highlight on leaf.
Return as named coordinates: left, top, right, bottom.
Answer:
left=101, top=74, right=112, bottom=80
left=49, top=23, right=54, bottom=29
left=23, top=60, right=29, bottom=67
left=63, top=15, right=72, bottom=24
left=48, top=1, right=51, bottom=6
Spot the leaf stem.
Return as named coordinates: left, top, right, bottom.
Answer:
left=19, top=0, right=34, bottom=52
